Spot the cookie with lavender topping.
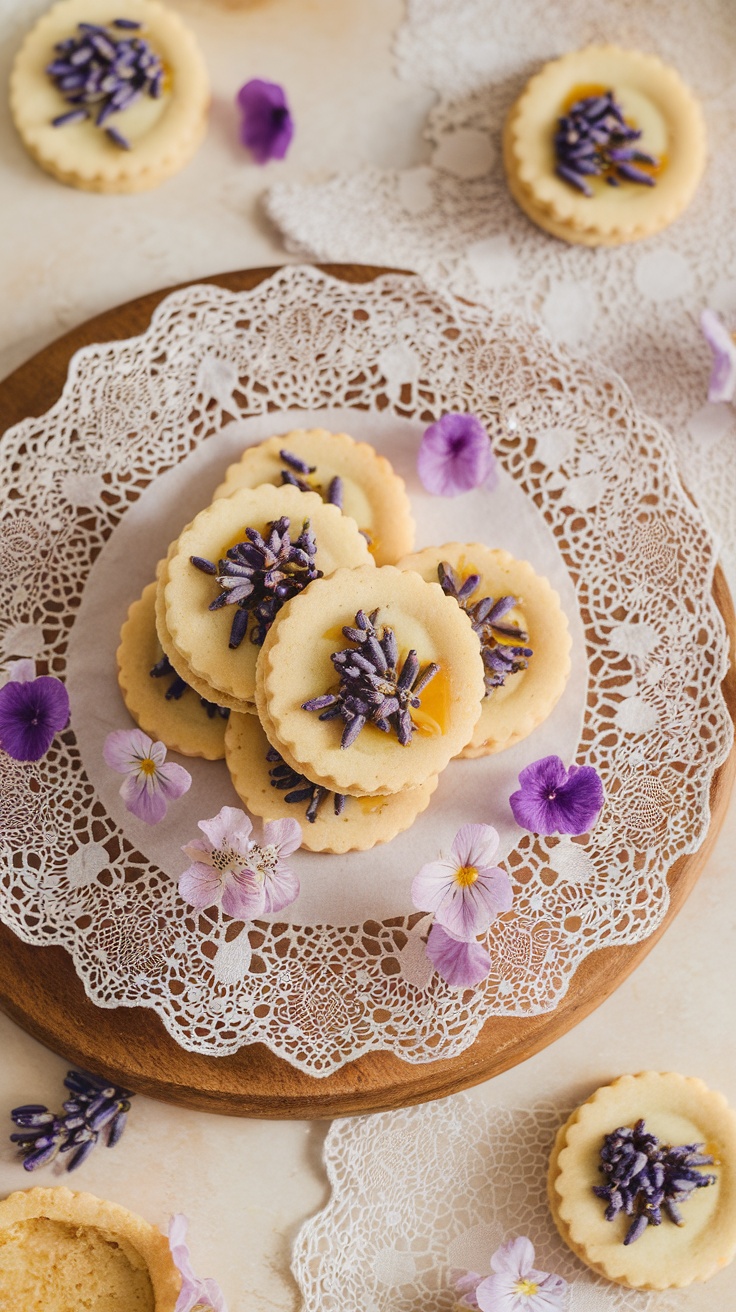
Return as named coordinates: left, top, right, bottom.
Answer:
left=256, top=564, right=484, bottom=798
left=503, top=46, right=706, bottom=246
left=213, top=428, right=415, bottom=566
left=398, top=544, right=571, bottom=757
left=10, top=0, right=209, bottom=193
left=549, top=1073, right=736, bottom=1289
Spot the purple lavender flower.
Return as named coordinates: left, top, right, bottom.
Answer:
left=555, top=91, right=659, bottom=196
left=103, top=728, right=191, bottom=825
left=425, top=922, right=492, bottom=989
left=593, top=1120, right=716, bottom=1245
left=412, top=823, right=512, bottom=941
left=10, top=1069, right=134, bottom=1173
left=417, top=413, right=497, bottom=497
left=701, top=309, right=736, bottom=404
left=474, top=1236, right=567, bottom=1310
left=169, top=1214, right=228, bottom=1312
left=509, top=755, right=604, bottom=836
left=236, top=79, right=294, bottom=164
left=0, top=666, right=70, bottom=761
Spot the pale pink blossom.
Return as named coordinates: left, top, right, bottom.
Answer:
left=103, top=728, right=191, bottom=825
left=412, top=823, right=513, bottom=941
left=179, top=806, right=301, bottom=918
left=476, top=1237, right=567, bottom=1312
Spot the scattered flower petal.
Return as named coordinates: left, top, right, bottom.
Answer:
left=236, top=78, right=294, bottom=164
left=701, top=309, right=736, bottom=404
left=179, top=807, right=301, bottom=918
left=474, top=1237, right=567, bottom=1312
left=509, top=755, right=604, bottom=836
left=104, top=728, right=191, bottom=825
left=0, top=674, right=70, bottom=761
left=169, top=1214, right=228, bottom=1312
left=412, top=823, right=513, bottom=940
left=2, top=657, right=36, bottom=685
left=417, top=412, right=496, bottom=496
left=453, top=1270, right=482, bottom=1308
left=425, top=922, right=492, bottom=988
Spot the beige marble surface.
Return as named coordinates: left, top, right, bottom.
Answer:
left=1, top=1, right=735, bottom=1307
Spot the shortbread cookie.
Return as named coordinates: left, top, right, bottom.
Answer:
left=399, top=544, right=571, bottom=757
left=549, top=1073, right=736, bottom=1289
left=10, top=0, right=209, bottom=193
left=213, top=428, right=415, bottom=566
left=163, top=483, right=373, bottom=709
left=504, top=46, right=706, bottom=246
left=225, top=710, right=439, bottom=853
left=257, top=564, right=485, bottom=797
left=0, top=1186, right=180, bottom=1309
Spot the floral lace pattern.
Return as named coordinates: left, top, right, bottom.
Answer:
left=0, top=268, right=731, bottom=1073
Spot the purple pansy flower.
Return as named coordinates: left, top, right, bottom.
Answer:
left=0, top=663, right=70, bottom=762
left=417, top=412, right=497, bottom=497
left=103, top=728, right=191, bottom=825
left=169, top=1214, right=228, bottom=1312
left=180, top=806, right=301, bottom=918
left=426, top=922, right=492, bottom=989
left=412, top=823, right=513, bottom=941
left=475, top=1236, right=567, bottom=1311
left=509, top=755, right=603, bottom=836
left=701, top=309, right=736, bottom=404
left=236, top=78, right=294, bottom=163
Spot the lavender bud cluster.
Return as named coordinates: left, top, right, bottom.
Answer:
left=593, top=1119, right=716, bottom=1245
left=47, top=20, right=163, bottom=150
left=555, top=91, right=660, bottom=197
left=11, top=1070, right=134, bottom=1173
left=266, top=746, right=346, bottom=822
left=437, top=562, right=532, bottom=694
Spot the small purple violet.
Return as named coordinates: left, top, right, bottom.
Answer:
left=701, top=309, right=736, bottom=404
left=509, top=755, right=604, bottom=836
left=0, top=663, right=70, bottom=762
left=236, top=78, right=294, bottom=164
left=103, top=728, right=192, bottom=825
left=473, top=1236, right=568, bottom=1311
left=169, top=1214, right=228, bottom=1312
left=426, top=922, right=492, bottom=989
left=412, top=823, right=512, bottom=941
left=179, top=805, right=301, bottom=918
left=417, top=413, right=497, bottom=497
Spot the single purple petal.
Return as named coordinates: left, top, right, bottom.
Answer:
left=119, top=770, right=168, bottom=825
left=489, top=1236, right=537, bottom=1280
left=179, top=862, right=225, bottom=910
left=425, top=923, right=491, bottom=988
left=450, top=822, right=500, bottom=870
left=701, top=309, right=736, bottom=404
left=220, top=867, right=265, bottom=920
left=417, top=413, right=496, bottom=497
left=453, top=1270, right=482, bottom=1309
left=261, top=861, right=300, bottom=914
left=236, top=78, right=294, bottom=164
left=103, top=727, right=154, bottom=773
left=0, top=676, right=70, bottom=761
left=197, top=805, right=253, bottom=854
left=155, top=760, right=192, bottom=802
left=169, top=1214, right=229, bottom=1312
left=412, top=857, right=463, bottom=914
left=263, top=816, right=302, bottom=857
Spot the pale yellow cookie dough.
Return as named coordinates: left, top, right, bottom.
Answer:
left=0, top=1186, right=180, bottom=1310
left=504, top=46, right=706, bottom=246
left=163, top=483, right=373, bottom=709
left=548, top=1073, right=736, bottom=1289
left=214, top=429, right=416, bottom=566
left=10, top=0, right=209, bottom=193
left=398, top=544, right=571, bottom=757
left=225, top=710, right=439, bottom=853
left=257, top=564, right=485, bottom=798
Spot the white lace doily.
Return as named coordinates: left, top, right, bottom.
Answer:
left=0, top=266, right=731, bottom=1074
left=265, top=0, right=736, bottom=592
left=292, top=1093, right=690, bottom=1311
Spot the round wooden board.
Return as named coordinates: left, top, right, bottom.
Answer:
left=1, top=265, right=734, bottom=1119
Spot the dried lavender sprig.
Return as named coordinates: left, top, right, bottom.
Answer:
left=437, top=561, right=532, bottom=694
left=149, top=654, right=230, bottom=719
left=593, top=1119, right=716, bottom=1244
left=555, top=90, right=660, bottom=196
left=46, top=20, right=163, bottom=148
left=10, top=1069, right=135, bottom=1173
left=265, top=747, right=346, bottom=821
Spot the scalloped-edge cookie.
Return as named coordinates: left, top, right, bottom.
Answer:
left=163, top=483, right=374, bottom=709
left=504, top=46, right=706, bottom=246
left=10, top=0, right=209, bottom=193
left=548, top=1073, right=736, bottom=1289
left=214, top=428, right=416, bottom=566
left=225, top=710, right=439, bottom=853
left=398, top=544, right=571, bottom=757
left=256, top=564, right=485, bottom=797
left=0, top=1185, right=180, bottom=1309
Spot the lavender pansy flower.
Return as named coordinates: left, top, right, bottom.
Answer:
left=0, top=666, right=70, bottom=762
left=412, top=823, right=513, bottom=941
left=509, top=755, right=603, bottom=836
left=237, top=78, right=294, bottom=163
left=426, top=922, right=492, bottom=989
left=701, top=309, right=736, bottom=404
left=180, top=806, right=301, bottom=918
left=417, top=413, right=497, bottom=497
left=104, top=728, right=191, bottom=825
left=475, top=1236, right=567, bottom=1311
left=169, top=1214, right=228, bottom=1312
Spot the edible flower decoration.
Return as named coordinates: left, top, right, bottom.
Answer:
left=555, top=90, right=660, bottom=196
left=302, top=608, right=439, bottom=748
left=509, top=755, right=604, bottom=836
left=169, top=1214, right=228, bottom=1312
left=0, top=659, right=70, bottom=762
left=454, top=1236, right=568, bottom=1310
left=236, top=78, right=294, bottom=164
left=701, top=309, right=736, bottom=404
left=179, top=805, right=301, bottom=917
left=438, top=562, right=532, bottom=693
left=191, top=515, right=322, bottom=649
left=594, top=1120, right=716, bottom=1246
left=10, top=1068, right=134, bottom=1173
left=417, top=413, right=497, bottom=497
left=266, top=746, right=346, bottom=823
left=412, top=823, right=513, bottom=989
left=46, top=19, right=164, bottom=151
left=150, top=653, right=230, bottom=720
left=278, top=448, right=344, bottom=509
left=104, top=728, right=192, bottom=825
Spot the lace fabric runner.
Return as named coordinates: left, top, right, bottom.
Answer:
left=0, top=267, right=731, bottom=1073
left=264, top=0, right=736, bottom=591
left=292, top=1093, right=690, bottom=1311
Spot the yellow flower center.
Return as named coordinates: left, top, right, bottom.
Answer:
left=454, top=864, right=479, bottom=887
left=515, top=1278, right=539, bottom=1297
left=139, top=757, right=157, bottom=777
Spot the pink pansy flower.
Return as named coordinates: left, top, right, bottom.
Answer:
left=179, top=806, right=301, bottom=918
left=169, top=1214, right=228, bottom=1312
left=426, top=922, right=492, bottom=989
left=476, top=1237, right=567, bottom=1312
left=412, top=823, right=513, bottom=941
left=103, top=728, right=191, bottom=825
left=701, top=309, right=736, bottom=404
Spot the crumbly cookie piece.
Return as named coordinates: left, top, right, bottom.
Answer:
left=213, top=428, right=415, bottom=566
left=399, top=544, right=571, bottom=757
left=0, top=1186, right=180, bottom=1309
left=257, top=564, right=485, bottom=798
left=163, top=484, right=373, bottom=709
left=504, top=46, right=706, bottom=246
left=549, top=1073, right=736, bottom=1289
left=225, top=710, right=439, bottom=853
left=10, top=0, right=209, bottom=193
